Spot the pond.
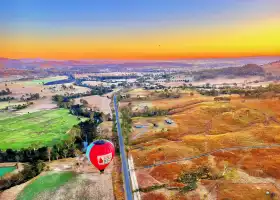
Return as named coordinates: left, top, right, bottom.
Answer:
left=0, top=166, right=16, bottom=177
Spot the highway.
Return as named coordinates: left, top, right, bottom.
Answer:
left=113, top=95, right=133, bottom=200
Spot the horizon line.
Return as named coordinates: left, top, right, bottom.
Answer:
left=2, top=54, right=280, bottom=61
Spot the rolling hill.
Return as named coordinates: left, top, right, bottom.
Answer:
left=262, top=60, right=280, bottom=75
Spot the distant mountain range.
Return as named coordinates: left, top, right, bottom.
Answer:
left=0, top=57, right=280, bottom=77
left=262, top=60, right=280, bottom=75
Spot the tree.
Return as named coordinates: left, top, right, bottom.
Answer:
left=35, top=160, right=45, bottom=173
left=47, top=147, right=52, bottom=162
left=61, top=84, right=67, bottom=90
left=80, top=99, right=89, bottom=107
left=63, top=149, right=68, bottom=158
left=69, top=85, right=74, bottom=90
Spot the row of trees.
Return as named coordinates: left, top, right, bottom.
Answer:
left=0, top=96, right=15, bottom=102
left=120, top=107, right=133, bottom=145
left=20, top=93, right=40, bottom=101
left=1, top=102, right=34, bottom=111
left=0, top=118, right=102, bottom=163
left=197, top=84, right=280, bottom=98
left=132, top=106, right=168, bottom=118
left=156, top=88, right=181, bottom=99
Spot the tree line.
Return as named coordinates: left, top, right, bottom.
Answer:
left=0, top=117, right=102, bottom=163
left=1, top=102, right=34, bottom=111
left=0, top=112, right=104, bottom=191
left=20, top=93, right=40, bottom=101
left=131, top=106, right=168, bottom=118
left=120, top=107, right=133, bottom=145
left=0, top=96, right=15, bottom=102
left=197, top=84, right=280, bottom=98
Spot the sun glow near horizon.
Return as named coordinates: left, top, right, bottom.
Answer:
left=1, top=0, right=280, bottom=60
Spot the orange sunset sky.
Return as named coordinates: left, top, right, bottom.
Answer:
left=1, top=0, right=280, bottom=60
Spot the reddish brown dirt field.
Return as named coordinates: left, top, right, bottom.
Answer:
left=136, top=170, right=162, bottom=188
left=217, top=183, right=280, bottom=200
left=149, top=163, right=187, bottom=183
left=147, top=157, right=210, bottom=184
left=213, top=147, right=280, bottom=179
left=142, top=192, right=168, bottom=200
left=151, top=94, right=209, bottom=111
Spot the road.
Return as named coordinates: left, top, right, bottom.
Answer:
left=113, top=95, right=133, bottom=200
left=132, top=143, right=280, bottom=170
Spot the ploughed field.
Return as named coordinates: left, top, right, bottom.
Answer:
left=0, top=109, right=81, bottom=150
left=126, top=88, right=280, bottom=199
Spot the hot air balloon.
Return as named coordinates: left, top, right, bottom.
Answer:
left=86, top=139, right=115, bottom=173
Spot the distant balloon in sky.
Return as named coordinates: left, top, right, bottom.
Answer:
left=86, top=139, right=115, bottom=173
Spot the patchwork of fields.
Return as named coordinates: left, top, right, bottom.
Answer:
left=0, top=109, right=81, bottom=150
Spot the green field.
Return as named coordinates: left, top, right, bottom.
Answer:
left=17, top=172, right=75, bottom=200
left=0, top=166, right=16, bottom=177
left=0, top=109, right=82, bottom=150
left=24, top=76, right=68, bottom=86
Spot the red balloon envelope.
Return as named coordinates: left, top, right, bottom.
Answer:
left=86, top=140, right=115, bottom=172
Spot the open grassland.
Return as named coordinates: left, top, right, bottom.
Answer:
left=131, top=99, right=280, bottom=167
left=0, top=109, right=81, bottom=150
left=125, top=88, right=280, bottom=199
left=17, top=172, right=75, bottom=200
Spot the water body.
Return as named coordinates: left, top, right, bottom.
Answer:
left=0, top=166, right=16, bottom=177
left=44, top=75, right=75, bottom=85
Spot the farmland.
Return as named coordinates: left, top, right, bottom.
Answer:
left=17, top=172, right=75, bottom=200
left=123, top=87, right=280, bottom=199
left=0, top=109, right=82, bottom=150
left=74, top=95, right=112, bottom=114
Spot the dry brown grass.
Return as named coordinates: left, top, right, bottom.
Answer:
left=112, top=156, right=125, bottom=200
left=142, top=192, right=168, bottom=200
left=213, top=147, right=280, bottom=179
left=128, top=91, right=280, bottom=199
left=217, top=183, right=280, bottom=200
